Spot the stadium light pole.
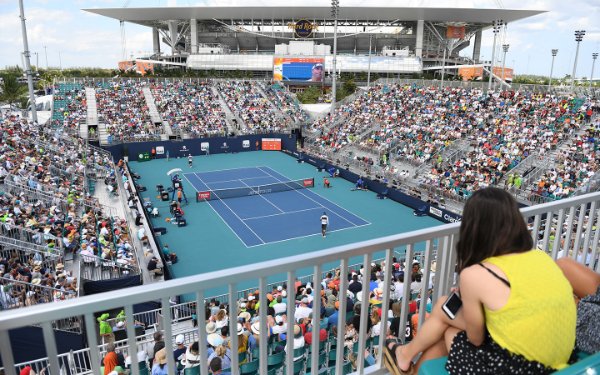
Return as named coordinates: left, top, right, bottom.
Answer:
left=367, top=34, right=372, bottom=88
left=487, top=19, right=502, bottom=92
left=501, top=44, right=509, bottom=84
left=18, top=0, right=37, bottom=123
left=549, top=49, right=558, bottom=87
left=330, top=0, right=339, bottom=126
left=571, top=30, right=585, bottom=92
left=440, top=41, right=447, bottom=89
left=590, top=53, right=598, bottom=89
left=44, top=45, right=48, bottom=70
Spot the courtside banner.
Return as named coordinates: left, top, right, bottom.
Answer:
left=303, top=178, right=314, bottom=187
left=262, top=138, right=282, bottom=151
left=197, top=191, right=211, bottom=201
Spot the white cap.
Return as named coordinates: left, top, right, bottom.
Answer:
left=175, top=334, right=185, bottom=345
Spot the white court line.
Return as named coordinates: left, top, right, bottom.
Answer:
left=244, top=221, right=371, bottom=248
left=201, top=175, right=274, bottom=187
left=258, top=167, right=360, bottom=227
left=259, top=166, right=371, bottom=226
left=243, top=206, right=322, bottom=221
left=183, top=165, right=272, bottom=176
left=239, top=179, right=285, bottom=214
left=183, top=173, right=264, bottom=247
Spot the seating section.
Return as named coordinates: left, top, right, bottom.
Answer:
left=419, top=94, right=587, bottom=199
left=261, top=82, right=310, bottom=126
left=151, top=81, right=228, bottom=137
left=51, top=83, right=86, bottom=131
left=529, top=126, right=599, bottom=200
left=216, top=81, right=283, bottom=133
left=95, top=80, right=159, bottom=143
left=310, top=84, right=468, bottom=158
left=0, top=114, right=139, bottom=310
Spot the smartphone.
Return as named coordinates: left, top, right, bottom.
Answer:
left=442, top=292, right=462, bottom=320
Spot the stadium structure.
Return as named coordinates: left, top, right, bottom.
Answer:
left=85, top=6, right=543, bottom=79
left=3, top=4, right=600, bottom=375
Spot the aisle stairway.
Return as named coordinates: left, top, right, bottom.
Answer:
left=142, top=86, right=172, bottom=138
left=83, top=88, right=97, bottom=140
left=211, top=86, right=243, bottom=134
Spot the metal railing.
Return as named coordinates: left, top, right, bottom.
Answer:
left=1, top=192, right=599, bottom=375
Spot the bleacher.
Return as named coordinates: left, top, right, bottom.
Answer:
left=1, top=80, right=599, bottom=374
left=0, top=114, right=141, bottom=315
left=150, top=81, right=228, bottom=138
left=51, top=82, right=86, bottom=132
left=95, top=80, right=160, bottom=143
left=1, top=188, right=599, bottom=374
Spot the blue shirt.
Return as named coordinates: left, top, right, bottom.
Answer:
left=151, top=364, right=169, bottom=375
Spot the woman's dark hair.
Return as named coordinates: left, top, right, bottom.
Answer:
left=456, top=187, right=532, bottom=272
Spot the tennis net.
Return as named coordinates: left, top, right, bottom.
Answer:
left=196, top=178, right=315, bottom=201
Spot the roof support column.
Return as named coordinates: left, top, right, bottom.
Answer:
left=415, top=20, right=424, bottom=58
left=472, top=29, right=482, bottom=63
left=190, top=18, right=198, bottom=54
left=168, top=20, right=178, bottom=55
left=152, top=27, right=161, bottom=56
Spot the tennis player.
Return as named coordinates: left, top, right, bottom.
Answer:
left=188, top=154, right=193, bottom=168
left=321, top=212, right=329, bottom=238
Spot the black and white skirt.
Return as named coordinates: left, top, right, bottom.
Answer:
left=445, top=331, right=555, bottom=375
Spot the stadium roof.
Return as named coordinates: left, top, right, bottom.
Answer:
left=84, top=6, right=545, bottom=26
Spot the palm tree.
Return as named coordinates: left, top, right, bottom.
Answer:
left=0, top=75, right=28, bottom=109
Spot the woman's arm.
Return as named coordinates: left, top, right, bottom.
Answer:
left=459, top=266, right=486, bottom=346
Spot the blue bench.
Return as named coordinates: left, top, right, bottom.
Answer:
left=418, top=351, right=599, bottom=375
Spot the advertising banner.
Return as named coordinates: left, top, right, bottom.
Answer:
left=273, top=57, right=324, bottom=81
left=262, top=138, right=282, bottom=151
left=458, top=66, right=513, bottom=81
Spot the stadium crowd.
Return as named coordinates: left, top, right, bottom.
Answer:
left=0, top=114, right=138, bottom=309
left=151, top=81, right=228, bottom=137
left=96, top=80, right=161, bottom=143
left=102, top=257, right=431, bottom=374
left=216, top=81, right=284, bottom=133
left=261, top=83, right=310, bottom=126
left=50, top=83, right=87, bottom=132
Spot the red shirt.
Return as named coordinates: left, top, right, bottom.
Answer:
left=304, top=329, right=327, bottom=344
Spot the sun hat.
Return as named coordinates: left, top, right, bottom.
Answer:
left=207, top=333, right=223, bottom=347
left=251, top=321, right=260, bottom=335
left=238, top=311, right=251, bottom=322
left=237, top=323, right=243, bottom=335
left=205, top=322, right=217, bottom=334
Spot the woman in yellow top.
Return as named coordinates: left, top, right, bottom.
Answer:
left=385, top=187, right=576, bottom=374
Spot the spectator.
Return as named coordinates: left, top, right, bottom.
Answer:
left=384, top=187, right=576, bottom=373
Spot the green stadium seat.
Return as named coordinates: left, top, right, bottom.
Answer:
left=283, top=358, right=306, bottom=375
left=267, top=351, right=285, bottom=372
left=554, top=351, right=600, bottom=374
left=239, top=359, right=259, bottom=375
left=183, top=366, right=200, bottom=375
left=305, top=352, right=327, bottom=373
left=418, top=356, right=448, bottom=375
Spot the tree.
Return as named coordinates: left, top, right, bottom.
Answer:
left=0, top=74, right=28, bottom=108
left=297, top=86, right=322, bottom=104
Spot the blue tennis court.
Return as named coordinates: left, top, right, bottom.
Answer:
left=183, top=166, right=370, bottom=247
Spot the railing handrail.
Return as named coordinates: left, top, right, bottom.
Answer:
left=3, top=190, right=600, bottom=330
left=0, top=219, right=461, bottom=330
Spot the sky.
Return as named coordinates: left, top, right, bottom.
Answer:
left=0, top=0, right=599, bottom=78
